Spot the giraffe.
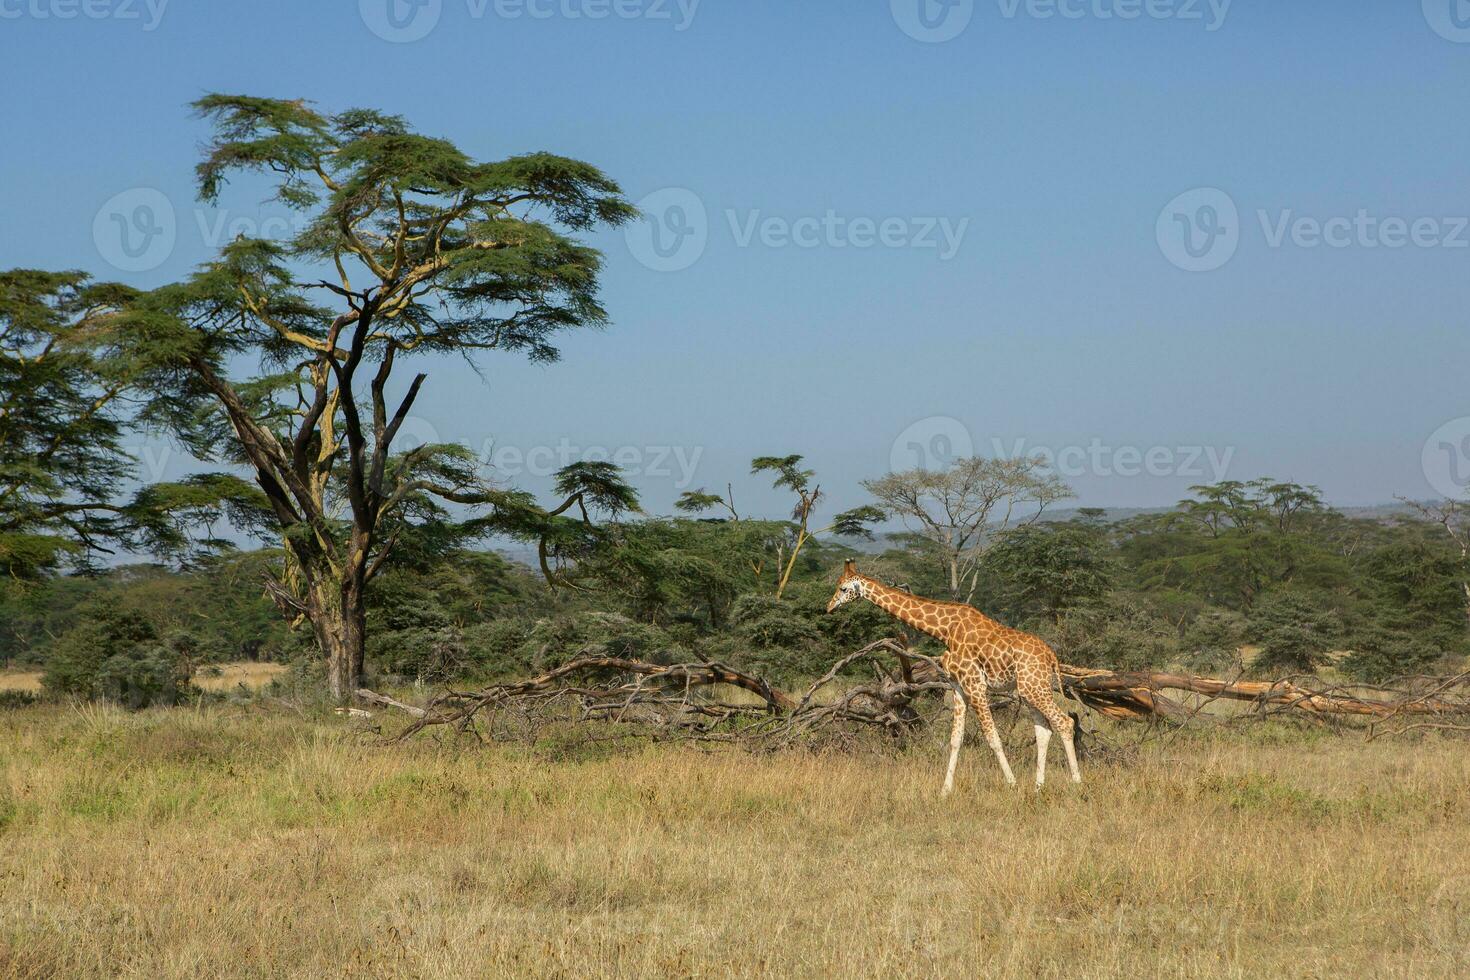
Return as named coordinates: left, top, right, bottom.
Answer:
left=826, top=560, right=1081, bottom=791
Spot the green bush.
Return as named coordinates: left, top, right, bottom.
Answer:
left=464, top=619, right=533, bottom=676
left=1045, top=595, right=1177, bottom=672
left=1180, top=610, right=1248, bottom=673
left=43, top=608, right=193, bottom=708
left=729, top=593, right=821, bottom=650
left=1247, top=592, right=1342, bottom=674
left=1339, top=626, right=1442, bottom=683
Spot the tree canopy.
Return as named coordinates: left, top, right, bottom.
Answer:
left=95, top=94, right=637, bottom=698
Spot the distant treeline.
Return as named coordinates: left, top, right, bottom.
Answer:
left=5, top=481, right=1465, bottom=701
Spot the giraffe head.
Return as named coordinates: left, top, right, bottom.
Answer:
left=826, top=559, right=865, bottom=612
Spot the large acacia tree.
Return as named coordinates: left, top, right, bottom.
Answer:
left=110, top=95, right=637, bottom=699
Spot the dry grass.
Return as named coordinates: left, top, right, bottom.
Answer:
left=0, top=671, right=42, bottom=692
left=0, top=661, right=286, bottom=695
left=2, top=704, right=1468, bottom=979
left=192, top=661, right=288, bottom=692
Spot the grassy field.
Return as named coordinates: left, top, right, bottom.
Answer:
left=1, top=703, right=1468, bottom=979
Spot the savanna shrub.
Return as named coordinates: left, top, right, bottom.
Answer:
left=1180, top=610, right=1248, bottom=673
left=43, top=608, right=193, bottom=707
left=1247, top=592, right=1342, bottom=674
left=1339, top=626, right=1442, bottom=683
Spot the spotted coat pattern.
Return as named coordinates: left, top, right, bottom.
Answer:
left=827, top=560, right=1082, bottom=790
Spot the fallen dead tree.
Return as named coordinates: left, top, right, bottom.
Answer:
left=1058, top=665, right=1470, bottom=725
left=357, top=639, right=1470, bottom=743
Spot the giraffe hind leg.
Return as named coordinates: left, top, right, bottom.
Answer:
left=1021, top=683, right=1081, bottom=785
left=1027, top=705, right=1051, bottom=787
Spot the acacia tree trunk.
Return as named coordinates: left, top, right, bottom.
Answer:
left=307, top=576, right=366, bottom=702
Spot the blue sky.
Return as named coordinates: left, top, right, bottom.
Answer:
left=2, top=0, right=1468, bottom=524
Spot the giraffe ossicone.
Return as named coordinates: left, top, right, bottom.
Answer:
left=826, top=559, right=1082, bottom=790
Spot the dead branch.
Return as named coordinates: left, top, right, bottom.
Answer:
left=356, top=639, right=1470, bottom=746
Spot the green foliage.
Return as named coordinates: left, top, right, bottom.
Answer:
left=1123, top=480, right=1350, bottom=612
left=1339, top=626, right=1442, bottom=683
left=1045, top=595, right=1178, bottom=672
left=54, top=93, right=641, bottom=697
left=43, top=608, right=194, bottom=708
left=1246, top=591, right=1342, bottom=674
left=978, top=521, right=1114, bottom=626
left=1179, top=609, right=1248, bottom=673
left=729, top=593, right=822, bottom=650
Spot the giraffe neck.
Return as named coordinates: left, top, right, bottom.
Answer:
left=857, top=577, right=954, bottom=644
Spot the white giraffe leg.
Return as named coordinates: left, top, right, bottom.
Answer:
left=1061, top=723, right=1082, bottom=784
left=987, top=730, right=1017, bottom=786
left=1033, top=720, right=1052, bottom=787
left=941, top=687, right=966, bottom=796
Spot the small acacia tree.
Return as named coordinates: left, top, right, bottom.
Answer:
left=680, top=454, right=881, bottom=597
left=862, top=456, right=1071, bottom=602
left=103, top=95, right=636, bottom=699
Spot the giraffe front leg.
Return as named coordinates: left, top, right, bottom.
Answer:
left=966, top=681, right=1016, bottom=787
left=941, top=686, right=965, bottom=796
